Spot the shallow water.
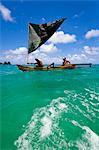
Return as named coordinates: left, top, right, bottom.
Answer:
left=0, top=65, right=99, bottom=150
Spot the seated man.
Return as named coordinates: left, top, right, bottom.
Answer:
left=34, top=58, right=43, bottom=67
left=62, top=57, right=70, bottom=66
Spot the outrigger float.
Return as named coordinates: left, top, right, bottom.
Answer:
left=17, top=18, right=91, bottom=71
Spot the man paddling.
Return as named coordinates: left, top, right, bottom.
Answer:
left=62, top=57, right=70, bottom=66
left=34, top=58, right=43, bottom=67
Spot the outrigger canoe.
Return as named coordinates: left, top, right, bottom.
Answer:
left=17, top=18, right=91, bottom=71
left=17, top=64, right=76, bottom=71
left=17, top=18, right=77, bottom=71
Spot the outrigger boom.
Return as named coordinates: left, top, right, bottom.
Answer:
left=74, top=63, right=92, bottom=68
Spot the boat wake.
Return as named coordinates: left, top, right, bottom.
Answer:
left=14, top=88, right=99, bottom=150
left=72, top=120, right=99, bottom=150
left=14, top=97, right=68, bottom=149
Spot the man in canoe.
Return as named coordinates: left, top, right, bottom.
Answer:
left=62, top=57, right=70, bottom=66
left=34, top=58, right=43, bottom=67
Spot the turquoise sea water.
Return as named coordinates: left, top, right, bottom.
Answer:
left=0, top=65, right=99, bottom=150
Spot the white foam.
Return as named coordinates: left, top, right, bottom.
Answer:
left=85, top=88, right=99, bottom=94
left=64, top=90, right=70, bottom=94
left=82, top=126, right=99, bottom=150
left=58, top=103, right=67, bottom=110
left=85, top=88, right=99, bottom=101
left=71, top=120, right=99, bottom=150
left=20, top=139, right=31, bottom=150
left=40, top=116, right=52, bottom=138
left=76, top=125, right=99, bottom=150
left=90, top=94, right=97, bottom=100
left=15, top=134, right=32, bottom=150
left=15, top=88, right=99, bottom=149
left=15, top=97, right=68, bottom=149
left=49, top=107, right=58, bottom=117
left=72, top=120, right=82, bottom=128
left=29, top=122, right=35, bottom=131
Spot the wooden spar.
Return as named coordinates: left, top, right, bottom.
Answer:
left=73, top=63, right=92, bottom=67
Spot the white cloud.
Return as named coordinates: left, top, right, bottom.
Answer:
left=84, top=46, right=99, bottom=55
left=85, top=29, right=99, bottom=39
left=39, top=43, right=58, bottom=53
left=0, top=29, right=78, bottom=64
left=0, top=46, right=61, bottom=64
left=1, top=45, right=99, bottom=64
left=67, top=53, right=88, bottom=64
left=0, top=2, right=14, bottom=22
left=48, top=31, right=77, bottom=44
left=5, top=47, right=28, bottom=55
left=66, top=46, right=99, bottom=64
left=1, top=38, right=99, bottom=65
left=29, top=53, right=62, bottom=64
left=0, top=47, right=28, bottom=64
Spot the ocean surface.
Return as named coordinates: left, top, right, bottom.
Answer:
left=0, top=64, right=99, bottom=150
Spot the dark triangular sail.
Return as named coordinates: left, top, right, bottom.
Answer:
left=28, top=18, right=66, bottom=54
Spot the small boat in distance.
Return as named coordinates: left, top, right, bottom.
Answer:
left=17, top=18, right=76, bottom=71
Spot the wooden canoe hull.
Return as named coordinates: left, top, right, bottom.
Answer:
left=17, top=64, right=76, bottom=71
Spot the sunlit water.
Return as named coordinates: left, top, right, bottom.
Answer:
left=0, top=64, right=99, bottom=150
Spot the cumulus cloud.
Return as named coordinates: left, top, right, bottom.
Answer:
left=66, top=45, right=99, bottom=64
left=67, top=53, right=98, bottom=64
left=29, top=53, right=62, bottom=64
left=0, top=47, right=28, bottom=64
left=85, top=29, right=99, bottom=39
left=1, top=45, right=99, bottom=64
left=84, top=46, right=99, bottom=55
left=0, top=46, right=61, bottom=64
left=0, top=2, right=14, bottom=22
left=39, top=43, right=58, bottom=53
left=5, top=47, right=28, bottom=55
left=67, top=53, right=88, bottom=64
left=0, top=29, right=78, bottom=64
left=48, top=31, right=77, bottom=44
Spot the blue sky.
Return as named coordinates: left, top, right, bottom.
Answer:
left=0, top=0, right=99, bottom=64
